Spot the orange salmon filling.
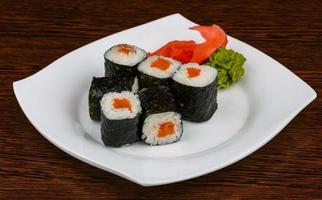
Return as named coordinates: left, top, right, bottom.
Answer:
left=186, top=67, right=201, bottom=78
left=118, top=44, right=136, bottom=54
left=157, top=122, right=175, bottom=137
left=150, top=58, right=171, bottom=71
left=113, top=98, right=132, bottom=111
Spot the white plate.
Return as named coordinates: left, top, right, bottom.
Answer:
left=13, top=14, right=316, bottom=186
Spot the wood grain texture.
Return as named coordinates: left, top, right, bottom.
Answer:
left=1, top=0, right=321, bottom=199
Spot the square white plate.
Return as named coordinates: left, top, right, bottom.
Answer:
left=13, top=14, right=316, bottom=186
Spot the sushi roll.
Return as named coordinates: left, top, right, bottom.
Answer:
left=104, top=44, right=147, bottom=77
left=100, top=91, right=141, bottom=147
left=88, top=76, right=138, bottom=121
left=139, top=86, right=183, bottom=145
left=171, top=63, right=218, bottom=122
left=137, top=55, right=181, bottom=88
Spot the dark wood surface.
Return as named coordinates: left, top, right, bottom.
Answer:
left=1, top=0, right=321, bottom=199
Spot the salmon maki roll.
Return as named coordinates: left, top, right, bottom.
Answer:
left=137, top=55, right=181, bottom=88
left=88, top=75, right=138, bottom=121
left=100, top=91, right=141, bottom=147
left=139, top=86, right=183, bottom=145
left=104, top=44, right=147, bottom=77
left=171, top=63, right=218, bottom=122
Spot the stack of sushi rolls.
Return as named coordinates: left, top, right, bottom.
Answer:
left=104, top=44, right=147, bottom=77
left=139, top=86, right=183, bottom=145
left=89, top=43, right=144, bottom=122
left=88, top=75, right=138, bottom=121
left=137, top=55, right=181, bottom=88
left=88, top=43, right=220, bottom=147
left=100, top=91, right=141, bottom=147
left=171, top=63, right=218, bottom=122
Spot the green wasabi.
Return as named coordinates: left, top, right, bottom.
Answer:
left=208, top=48, right=246, bottom=89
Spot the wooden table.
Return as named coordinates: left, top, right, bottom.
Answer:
left=1, top=0, right=321, bottom=199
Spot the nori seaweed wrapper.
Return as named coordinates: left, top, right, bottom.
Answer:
left=137, top=71, right=170, bottom=89
left=104, top=59, right=138, bottom=77
left=88, top=76, right=136, bottom=121
left=101, top=113, right=140, bottom=147
left=170, top=78, right=218, bottom=122
left=139, top=86, right=177, bottom=117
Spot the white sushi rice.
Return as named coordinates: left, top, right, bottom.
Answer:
left=100, top=91, right=141, bottom=120
left=142, top=112, right=182, bottom=145
left=104, top=44, right=147, bottom=66
left=172, top=63, right=217, bottom=87
left=138, top=55, right=181, bottom=78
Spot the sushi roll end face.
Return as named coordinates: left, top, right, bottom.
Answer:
left=172, top=63, right=217, bottom=87
left=104, top=44, right=147, bottom=77
left=137, top=55, right=181, bottom=88
left=141, top=112, right=182, bottom=145
left=100, top=91, right=141, bottom=147
left=100, top=91, right=141, bottom=120
left=139, top=86, right=183, bottom=145
left=171, top=63, right=218, bottom=122
left=138, top=55, right=181, bottom=79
